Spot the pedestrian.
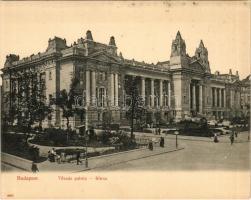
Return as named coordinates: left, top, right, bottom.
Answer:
left=48, top=151, right=51, bottom=162
left=31, top=162, right=39, bottom=173
left=214, top=133, right=219, bottom=143
left=56, top=154, right=61, bottom=164
left=50, top=148, right=56, bottom=162
left=160, top=137, right=165, bottom=147
left=76, top=149, right=82, bottom=165
left=235, top=131, right=238, bottom=138
left=60, top=151, right=66, bottom=163
left=158, top=128, right=161, bottom=135
left=148, top=140, right=153, bottom=151
left=230, top=133, right=234, bottom=145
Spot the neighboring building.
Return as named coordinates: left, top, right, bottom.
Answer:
left=1, top=30, right=250, bottom=129
left=240, top=75, right=251, bottom=118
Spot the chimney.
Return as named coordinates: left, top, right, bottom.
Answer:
left=236, top=70, right=239, bottom=76
left=229, top=69, right=232, bottom=75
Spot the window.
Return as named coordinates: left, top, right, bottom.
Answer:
left=49, top=94, right=53, bottom=104
left=98, top=72, right=106, bottom=81
left=49, top=71, right=52, bottom=80
left=98, top=87, right=106, bottom=107
left=5, top=80, right=8, bottom=89
left=69, top=72, right=73, bottom=79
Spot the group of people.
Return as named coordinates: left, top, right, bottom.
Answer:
left=213, top=130, right=239, bottom=145
left=48, top=148, right=66, bottom=164
left=148, top=137, right=165, bottom=150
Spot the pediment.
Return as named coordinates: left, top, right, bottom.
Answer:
left=88, top=51, right=122, bottom=63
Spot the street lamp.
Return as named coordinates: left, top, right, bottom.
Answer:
left=84, top=97, right=89, bottom=168
left=174, top=130, right=179, bottom=149
left=84, top=127, right=89, bottom=168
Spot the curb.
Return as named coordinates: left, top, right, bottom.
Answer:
left=1, top=161, right=30, bottom=172
left=88, top=146, right=147, bottom=160
left=68, top=147, right=147, bottom=164
left=74, top=147, right=185, bottom=172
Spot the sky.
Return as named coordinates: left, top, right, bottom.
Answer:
left=0, top=1, right=250, bottom=84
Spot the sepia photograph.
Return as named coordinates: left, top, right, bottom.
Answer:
left=0, top=1, right=250, bottom=199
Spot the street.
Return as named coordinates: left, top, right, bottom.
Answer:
left=92, top=131, right=250, bottom=171
left=1, top=131, right=250, bottom=172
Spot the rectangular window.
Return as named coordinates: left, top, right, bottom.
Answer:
left=5, top=80, right=8, bottom=89
left=69, top=71, right=73, bottom=79
left=49, top=71, right=52, bottom=80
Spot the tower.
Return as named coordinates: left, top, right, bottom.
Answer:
left=195, top=40, right=210, bottom=73
left=108, top=36, right=117, bottom=55
left=169, top=31, right=189, bottom=119
left=170, top=31, right=188, bottom=69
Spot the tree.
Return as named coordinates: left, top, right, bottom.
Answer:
left=4, top=69, right=51, bottom=132
left=124, top=75, right=146, bottom=139
left=53, top=77, right=79, bottom=141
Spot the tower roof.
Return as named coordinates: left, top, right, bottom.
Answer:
left=176, top=31, right=182, bottom=40
left=199, top=40, right=204, bottom=48
left=109, top=36, right=116, bottom=46
left=86, top=30, right=93, bottom=41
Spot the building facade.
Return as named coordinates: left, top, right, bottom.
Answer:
left=1, top=30, right=250, bottom=129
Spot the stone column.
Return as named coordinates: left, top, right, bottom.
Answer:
left=188, top=82, right=191, bottom=109
left=211, top=87, right=214, bottom=107
left=141, top=77, right=145, bottom=105
left=218, top=88, right=220, bottom=107
left=168, top=81, right=171, bottom=107
left=223, top=89, right=226, bottom=108
left=85, top=70, right=90, bottom=106
left=159, top=79, right=163, bottom=107
left=104, top=88, right=107, bottom=107
left=91, top=71, right=96, bottom=105
left=151, top=79, right=155, bottom=107
left=110, top=73, right=114, bottom=106
left=214, top=88, right=217, bottom=107
left=114, top=73, right=118, bottom=107
left=218, top=88, right=221, bottom=108
left=193, top=84, right=196, bottom=110
left=199, top=85, right=203, bottom=113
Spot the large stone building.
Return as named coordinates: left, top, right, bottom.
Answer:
left=1, top=30, right=250, bottom=129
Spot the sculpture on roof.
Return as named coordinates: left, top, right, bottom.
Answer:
left=4, top=54, right=20, bottom=67
left=195, top=40, right=210, bottom=73
left=171, top=31, right=186, bottom=57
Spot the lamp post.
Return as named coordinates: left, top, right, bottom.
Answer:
left=174, top=130, right=179, bottom=149
left=85, top=106, right=89, bottom=168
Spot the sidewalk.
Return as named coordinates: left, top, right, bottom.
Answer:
left=38, top=142, right=183, bottom=172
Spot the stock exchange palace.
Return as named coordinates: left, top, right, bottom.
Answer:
left=1, top=30, right=250, bottom=129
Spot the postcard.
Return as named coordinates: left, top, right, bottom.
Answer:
left=0, top=1, right=250, bottom=199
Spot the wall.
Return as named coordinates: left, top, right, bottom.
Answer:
left=1, top=152, right=33, bottom=171
left=60, top=61, right=74, bottom=92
